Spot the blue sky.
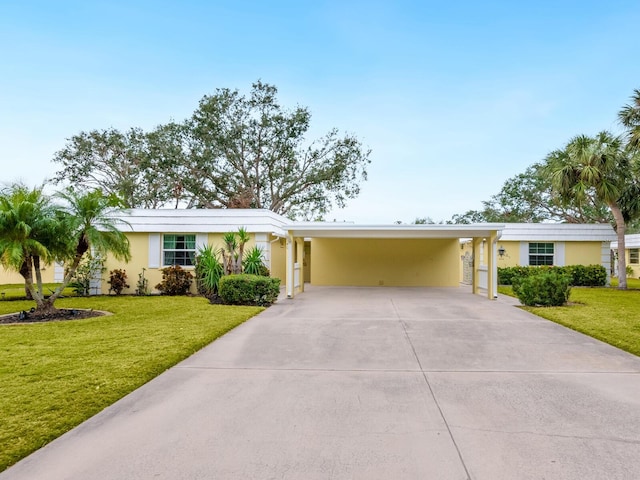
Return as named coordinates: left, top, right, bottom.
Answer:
left=2, top=0, right=639, bottom=222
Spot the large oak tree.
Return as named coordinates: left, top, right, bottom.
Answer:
left=52, top=81, right=371, bottom=219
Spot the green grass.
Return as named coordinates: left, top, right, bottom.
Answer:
left=499, top=283, right=640, bottom=357
left=610, top=277, right=640, bottom=289
left=0, top=295, right=262, bottom=472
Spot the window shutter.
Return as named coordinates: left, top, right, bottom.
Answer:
left=149, top=234, right=161, bottom=268
left=196, top=233, right=208, bottom=250
left=555, top=242, right=565, bottom=266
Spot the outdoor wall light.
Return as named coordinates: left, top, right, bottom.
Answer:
left=498, top=246, right=506, bottom=258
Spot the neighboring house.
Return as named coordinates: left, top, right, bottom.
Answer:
left=0, top=264, right=61, bottom=286
left=611, top=234, right=640, bottom=278
left=461, top=223, right=616, bottom=284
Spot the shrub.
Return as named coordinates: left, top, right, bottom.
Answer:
left=565, top=264, right=607, bottom=287
left=195, top=245, right=224, bottom=296
left=155, top=265, right=194, bottom=295
left=498, top=265, right=606, bottom=287
left=107, top=269, right=129, bottom=295
left=513, top=272, right=571, bottom=306
left=135, top=268, right=149, bottom=296
left=218, top=274, right=281, bottom=306
left=498, top=266, right=533, bottom=285
left=69, top=253, right=106, bottom=296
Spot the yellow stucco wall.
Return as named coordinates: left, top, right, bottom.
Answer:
left=624, top=248, right=640, bottom=278
left=101, top=232, right=273, bottom=294
left=311, top=238, right=460, bottom=287
left=102, top=232, right=150, bottom=294
left=564, top=241, right=603, bottom=266
left=495, top=241, right=520, bottom=268
left=269, top=236, right=286, bottom=282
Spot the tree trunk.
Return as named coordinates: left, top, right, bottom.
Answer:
left=19, top=257, right=48, bottom=310
left=33, top=255, right=44, bottom=298
left=45, top=241, right=88, bottom=309
left=610, top=203, right=627, bottom=290
left=23, top=256, right=33, bottom=300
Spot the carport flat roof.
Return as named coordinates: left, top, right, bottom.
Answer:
left=286, top=223, right=505, bottom=239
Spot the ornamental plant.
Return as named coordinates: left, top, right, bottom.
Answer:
left=107, top=269, right=129, bottom=295
left=155, top=265, right=193, bottom=295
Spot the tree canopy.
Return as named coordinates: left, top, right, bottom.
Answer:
left=544, top=131, right=640, bottom=289
left=449, top=163, right=612, bottom=225
left=53, top=81, right=371, bottom=219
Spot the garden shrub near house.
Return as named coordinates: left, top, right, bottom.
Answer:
left=564, top=265, right=607, bottom=286
left=218, top=274, right=280, bottom=306
left=155, top=265, right=193, bottom=295
left=108, top=269, right=129, bottom=295
left=513, top=271, right=572, bottom=307
left=242, top=245, right=269, bottom=276
left=195, top=245, right=224, bottom=297
left=497, top=266, right=533, bottom=286
left=498, top=265, right=606, bottom=287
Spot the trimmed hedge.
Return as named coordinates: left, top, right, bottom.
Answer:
left=513, top=272, right=572, bottom=306
left=498, top=265, right=606, bottom=287
left=218, top=274, right=281, bottom=306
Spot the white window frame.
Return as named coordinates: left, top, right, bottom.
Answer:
left=162, top=234, right=197, bottom=267
left=630, top=248, right=639, bottom=265
left=528, top=242, right=554, bottom=266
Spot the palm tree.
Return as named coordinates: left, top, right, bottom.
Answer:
left=545, top=131, right=640, bottom=289
left=619, top=89, right=640, bottom=148
left=0, top=184, right=66, bottom=305
left=236, top=227, right=251, bottom=273
left=43, top=189, right=132, bottom=310
left=220, top=232, right=238, bottom=275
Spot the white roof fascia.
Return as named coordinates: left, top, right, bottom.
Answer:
left=286, top=223, right=505, bottom=239
left=115, top=209, right=290, bottom=236
left=611, top=234, right=640, bottom=249
left=499, top=223, right=616, bottom=242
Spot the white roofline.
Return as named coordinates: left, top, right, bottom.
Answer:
left=108, top=209, right=617, bottom=242
left=286, top=223, right=505, bottom=239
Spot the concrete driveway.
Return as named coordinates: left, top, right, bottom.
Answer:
left=3, top=286, right=640, bottom=480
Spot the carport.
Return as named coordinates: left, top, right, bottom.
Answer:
left=284, top=223, right=505, bottom=300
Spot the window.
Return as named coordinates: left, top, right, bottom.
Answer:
left=163, top=234, right=196, bottom=266
left=630, top=248, right=639, bottom=265
left=529, top=242, right=554, bottom=266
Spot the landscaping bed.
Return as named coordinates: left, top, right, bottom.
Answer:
left=0, top=308, right=105, bottom=324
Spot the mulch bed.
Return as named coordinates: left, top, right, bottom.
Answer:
left=0, top=308, right=106, bottom=325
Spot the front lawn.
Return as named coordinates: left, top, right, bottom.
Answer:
left=0, top=295, right=262, bottom=472
left=499, top=284, right=640, bottom=357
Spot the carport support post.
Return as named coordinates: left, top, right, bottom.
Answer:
left=295, top=237, right=304, bottom=294
left=488, top=231, right=497, bottom=299
left=286, top=233, right=294, bottom=298
left=472, top=237, right=481, bottom=295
